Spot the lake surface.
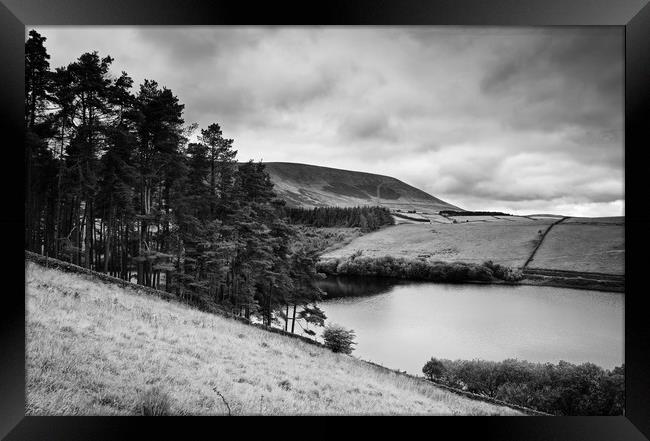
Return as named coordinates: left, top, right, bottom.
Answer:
left=316, top=276, right=624, bottom=376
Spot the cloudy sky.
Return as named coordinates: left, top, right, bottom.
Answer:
left=34, top=26, right=624, bottom=216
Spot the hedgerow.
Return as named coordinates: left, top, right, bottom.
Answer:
left=317, top=256, right=522, bottom=283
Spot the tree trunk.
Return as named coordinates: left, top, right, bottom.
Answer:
left=285, top=304, right=289, bottom=331
left=137, top=260, right=143, bottom=285
left=104, top=201, right=113, bottom=273
left=84, top=200, right=92, bottom=269
left=267, top=281, right=272, bottom=327
left=210, top=146, right=215, bottom=218
left=97, top=217, right=103, bottom=270
left=77, top=201, right=82, bottom=265
left=77, top=201, right=84, bottom=266
left=53, top=121, right=66, bottom=258
left=121, top=217, right=128, bottom=280
left=176, top=240, right=183, bottom=298
left=291, top=304, right=297, bottom=334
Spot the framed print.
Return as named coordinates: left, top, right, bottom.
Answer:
left=2, top=0, right=649, bottom=439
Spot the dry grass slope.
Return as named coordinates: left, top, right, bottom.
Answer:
left=528, top=222, right=624, bottom=274
left=322, top=219, right=556, bottom=267
left=322, top=217, right=624, bottom=276
left=25, top=261, right=520, bottom=416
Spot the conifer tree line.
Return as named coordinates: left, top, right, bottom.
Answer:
left=284, top=206, right=394, bottom=231
left=24, top=30, right=326, bottom=330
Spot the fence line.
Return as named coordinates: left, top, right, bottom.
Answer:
left=522, top=217, right=568, bottom=269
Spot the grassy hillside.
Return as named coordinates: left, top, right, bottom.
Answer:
left=25, top=261, right=520, bottom=416
left=322, top=218, right=556, bottom=268
left=321, top=217, right=624, bottom=276
left=528, top=219, right=624, bottom=274
left=264, top=162, right=461, bottom=213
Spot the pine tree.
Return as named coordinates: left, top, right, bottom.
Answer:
left=198, top=123, right=237, bottom=221
left=24, top=30, right=335, bottom=338
left=25, top=30, right=55, bottom=252
left=133, top=80, right=185, bottom=284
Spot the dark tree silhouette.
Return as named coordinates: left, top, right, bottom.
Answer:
left=24, top=29, right=330, bottom=332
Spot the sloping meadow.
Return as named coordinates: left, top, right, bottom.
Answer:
left=25, top=261, right=520, bottom=416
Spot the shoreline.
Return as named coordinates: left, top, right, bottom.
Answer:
left=26, top=254, right=530, bottom=416
left=463, top=276, right=623, bottom=293
left=316, top=218, right=624, bottom=293
left=517, top=277, right=623, bottom=294
left=322, top=273, right=623, bottom=294
left=317, top=258, right=624, bottom=294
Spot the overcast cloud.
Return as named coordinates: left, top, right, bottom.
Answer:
left=33, top=26, right=624, bottom=216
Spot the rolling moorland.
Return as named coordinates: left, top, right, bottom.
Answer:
left=264, top=162, right=461, bottom=213
left=322, top=218, right=556, bottom=267
left=25, top=260, right=522, bottom=416
left=264, top=163, right=624, bottom=291
left=321, top=215, right=624, bottom=274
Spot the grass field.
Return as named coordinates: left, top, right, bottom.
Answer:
left=447, top=215, right=503, bottom=223
left=25, top=261, right=520, bottom=416
left=528, top=221, right=624, bottom=274
left=322, top=219, right=555, bottom=268
left=424, top=214, right=455, bottom=223
left=321, top=216, right=624, bottom=276
left=563, top=216, right=624, bottom=225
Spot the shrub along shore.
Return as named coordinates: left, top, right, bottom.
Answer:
left=316, top=254, right=623, bottom=292
left=316, top=254, right=523, bottom=283
left=422, top=357, right=624, bottom=416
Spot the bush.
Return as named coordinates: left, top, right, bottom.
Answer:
left=135, top=387, right=171, bottom=416
left=320, top=255, right=522, bottom=283
left=483, top=260, right=523, bottom=282
left=422, top=358, right=446, bottom=381
left=322, top=324, right=357, bottom=354
left=316, top=258, right=339, bottom=274
left=421, top=357, right=624, bottom=415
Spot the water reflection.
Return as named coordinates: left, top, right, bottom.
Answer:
left=316, top=275, right=397, bottom=299
left=316, top=275, right=624, bottom=376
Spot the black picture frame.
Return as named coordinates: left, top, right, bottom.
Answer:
left=2, top=0, right=649, bottom=439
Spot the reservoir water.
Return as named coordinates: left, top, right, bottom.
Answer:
left=316, top=276, right=624, bottom=376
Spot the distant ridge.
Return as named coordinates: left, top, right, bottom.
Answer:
left=263, top=162, right=462, bottom=213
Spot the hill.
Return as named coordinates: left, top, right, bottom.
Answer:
left=321, top=216, right=624, bottom=283
left=263, top=162, right=461, bottom=213
left=322, top=217, right=557, bottom=268
left=527, top=217, right=624, bottom=274
left=25, top=260, right=520, bottom=416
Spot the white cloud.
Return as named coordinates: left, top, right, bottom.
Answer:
left=33, top=26, right=624, bottom=217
